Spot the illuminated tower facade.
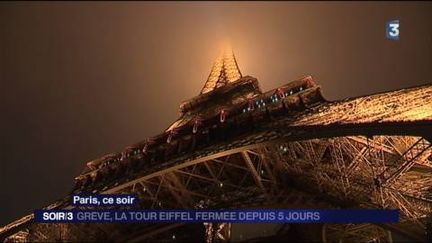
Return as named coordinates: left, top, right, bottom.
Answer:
left=1, top=51, right=432, bottom=242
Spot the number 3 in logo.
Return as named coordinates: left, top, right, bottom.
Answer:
left=386, top=20, right=400, bottom=40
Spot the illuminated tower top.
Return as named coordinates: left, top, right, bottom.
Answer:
left=166, top=49, right=260, bottom=131
left=200, top=49, right=242, bottom=94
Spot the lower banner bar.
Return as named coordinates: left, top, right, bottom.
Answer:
left=34, top=209, right=399, bottom=224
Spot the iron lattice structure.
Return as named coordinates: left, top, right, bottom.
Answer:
left=1, top=51, right=432, bottom=242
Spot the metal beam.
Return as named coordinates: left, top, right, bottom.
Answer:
left=240, top=151, right=267, bottom=196
left=384, top=138, right=432, bottom=184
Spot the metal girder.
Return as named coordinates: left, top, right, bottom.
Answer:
left=2, top=136, right=432, bottom=242
left=383, top=138, right=432, bottom=184
left=240, top=151, right=267, bottom=194
left=274, top=137, right=432, bottom=224
left=102, top=143, right=269, bottom=194
left=164, top=172, right=193, bottom=208
left=204, top=223, right=231, bottom=243
left=175, top=169, right=240, bottom=193
left=255, top=148, right=278, bottom=186
left=346, top=147, right=367, bottom=176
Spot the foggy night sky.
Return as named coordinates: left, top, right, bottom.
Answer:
left=1, top=2, right=432, bottom=226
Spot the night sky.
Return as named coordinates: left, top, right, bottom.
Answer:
left=1, top=2, right=432, bottom=227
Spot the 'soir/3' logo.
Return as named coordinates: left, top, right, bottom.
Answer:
left=386, top=20, right=400, bottom=40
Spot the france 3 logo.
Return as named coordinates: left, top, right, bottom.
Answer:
left=386, top=20, right=400, bottom=40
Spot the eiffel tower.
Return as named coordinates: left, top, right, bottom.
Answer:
left=1, top=50, right=432, bottom=242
